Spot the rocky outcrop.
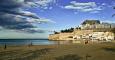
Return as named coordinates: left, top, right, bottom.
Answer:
left=49, top=33, right=74, bottom=40
left=48, top=30, right=93, bottom=40
left=48, top=30, right=114, bottom=41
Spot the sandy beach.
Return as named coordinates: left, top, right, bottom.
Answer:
left=0, top=42, right=115, bottom=60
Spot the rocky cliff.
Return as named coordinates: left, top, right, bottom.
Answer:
left=48, top=29, right=114, bottom=41
left=48, top=30, right=93, bottom=40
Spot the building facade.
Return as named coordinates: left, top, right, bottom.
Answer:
left=81, top=23, right=115, bottom=29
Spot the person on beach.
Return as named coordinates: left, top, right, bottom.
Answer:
left=28, top=42, right=33, bottom=47
left=4, top=44, right=7, bottom=49
left=85, top=40, right=88, bottom=44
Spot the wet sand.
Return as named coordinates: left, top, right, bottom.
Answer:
left=0, top=42, right=115, bottom=60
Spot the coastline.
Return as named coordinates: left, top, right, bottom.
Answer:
left=0, top=39, right=56, bottom=46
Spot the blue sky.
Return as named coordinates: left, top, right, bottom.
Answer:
left=28, top=0, right=115, bottom=30
left=0, top=0, right=115, bottom=39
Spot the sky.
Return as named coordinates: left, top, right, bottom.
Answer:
left=0, top=0, right=115, bottom=39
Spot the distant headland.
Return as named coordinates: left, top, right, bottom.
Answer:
left=49, top=20, right=115, bottom=44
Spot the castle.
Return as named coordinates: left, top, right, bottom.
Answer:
left=49, top=20, right=115, bottom=44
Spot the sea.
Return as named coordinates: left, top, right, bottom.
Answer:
left=0, top=39, right=57, bottom=46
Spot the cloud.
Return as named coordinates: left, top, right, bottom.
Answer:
left=21, top=28, right=47, bottom=33
left=102, top=3, right=106, bottom=6
left=25, top=0, right=56, bottom=9
left=64, top=1, right=105, bottom=13
left=0, top=26, right=2, bottom=30
left=0, top=0, right=55, bottom=33
left=0, top=29, right=48, bottom=39
left=36, top=18, right=56, bottom=23
left=35, top=0, right=56, bottom=6
left=70, top=1, right=96, bottom=7
left=0, top=9, right=40, bottom=19
left=90, top=11, right=99, bottom=13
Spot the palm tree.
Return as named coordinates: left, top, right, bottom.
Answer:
left=112, top=6, right=115, bottom=17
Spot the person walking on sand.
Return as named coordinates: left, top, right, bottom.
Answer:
left=4, top=44, right=7, bottom=49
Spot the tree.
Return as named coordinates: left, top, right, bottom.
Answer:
left=60, top=28, right=74, bottom=33
left=76, top=27, right=81, bottom=30
left=112, top=6, right=115, bottom=17
left=54, top=31, right=59, bottom=34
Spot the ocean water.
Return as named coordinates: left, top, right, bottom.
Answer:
left=0, top=39, right=56, bottom=46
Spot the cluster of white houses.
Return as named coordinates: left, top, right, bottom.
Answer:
left=81, top=23, right=115, bottom=29
left=73, top=30, right=114, bottom=42
left=74, top=22, right=115, bottom=41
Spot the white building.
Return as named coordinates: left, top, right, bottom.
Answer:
left=81, top=23, right=115, bottom=29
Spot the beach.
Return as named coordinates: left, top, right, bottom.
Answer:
left=0, top=42, right=115, bottom=60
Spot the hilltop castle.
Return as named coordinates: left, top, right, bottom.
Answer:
left=49, top=20, right=115, bottom=44
left=81, top=20, right=115, bottom=29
